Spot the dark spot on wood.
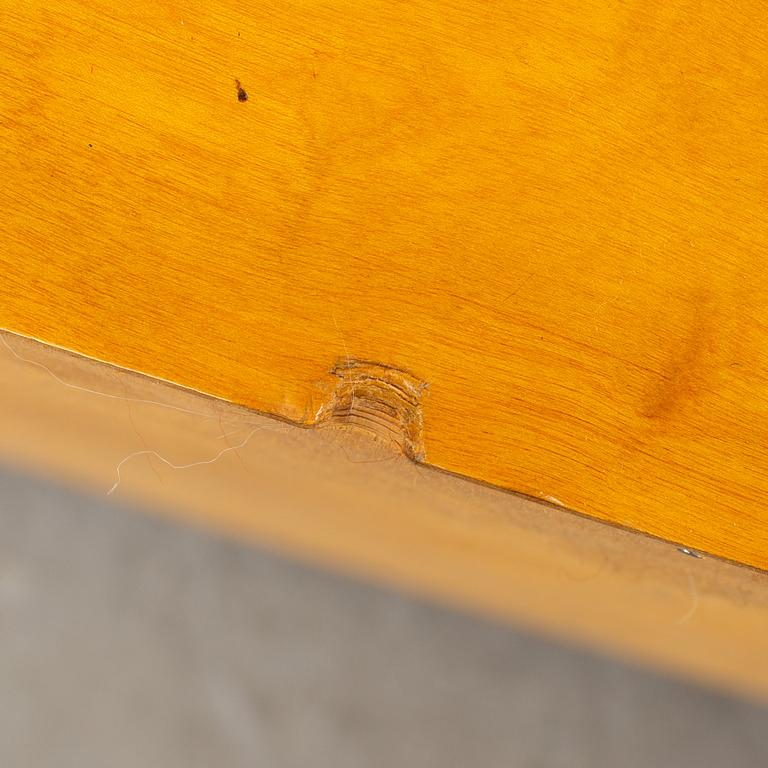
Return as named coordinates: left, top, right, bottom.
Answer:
left=88, top=144, right=92, bottom=148
left=235, top=79, right=248, bottom=102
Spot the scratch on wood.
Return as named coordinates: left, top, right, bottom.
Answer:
left=0, top=332, right=218, bottom=420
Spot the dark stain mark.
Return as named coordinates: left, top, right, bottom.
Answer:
left=638, top=293, right=715, bottom=421
left=88, top=143, right=92, bottom=148
left=235, top=79, right=248, bottom=102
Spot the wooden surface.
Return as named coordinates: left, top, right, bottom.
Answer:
left=2, top=329, right=768, bottom=701
left=3, top=2, right=768, bottom=569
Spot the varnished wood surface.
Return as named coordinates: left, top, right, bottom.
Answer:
left=2, top=330, right=768, bottom=701
left=3, top=2, right=768, bottom=568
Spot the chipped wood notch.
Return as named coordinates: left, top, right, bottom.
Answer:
left=317, top=361, right=427, bottom=461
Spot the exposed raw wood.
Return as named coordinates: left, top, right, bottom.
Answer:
left=3, top=2, right=768, bottom=569
left=2, top=330, right=768, bottom=701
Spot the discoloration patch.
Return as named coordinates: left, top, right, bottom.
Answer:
left=639, top=293, right=716, bottom=422
left=316, top=360, right=427, bottom=461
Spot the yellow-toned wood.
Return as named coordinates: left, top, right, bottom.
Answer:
left=2, top=2, right=768, bottom=568
left=2, top=330, right=768, bottom=701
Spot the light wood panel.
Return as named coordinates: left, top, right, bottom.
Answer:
left=2, top=329, right=768, bottom=701
left=3, top=1, right=768, bottom=568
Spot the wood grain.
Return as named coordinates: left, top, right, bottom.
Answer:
left=2, top=329, right=768, bottom=701
left=2, top=2, right=768, bottom=568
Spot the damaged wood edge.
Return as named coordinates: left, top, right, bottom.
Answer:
left=313, top=359, right=428, bottom=462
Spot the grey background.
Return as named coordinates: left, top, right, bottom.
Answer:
left=0, top=464, right=765, bottom=767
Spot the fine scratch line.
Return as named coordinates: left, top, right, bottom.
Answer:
left=677, top=571, right=699, bottom=625
left=331, top=311, right=351, bottom=367
left=107, top=427, right=264, bottom=496
left=1, top=333, right=221, bottom=420
left=330, top=311, right=355, bottom=421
